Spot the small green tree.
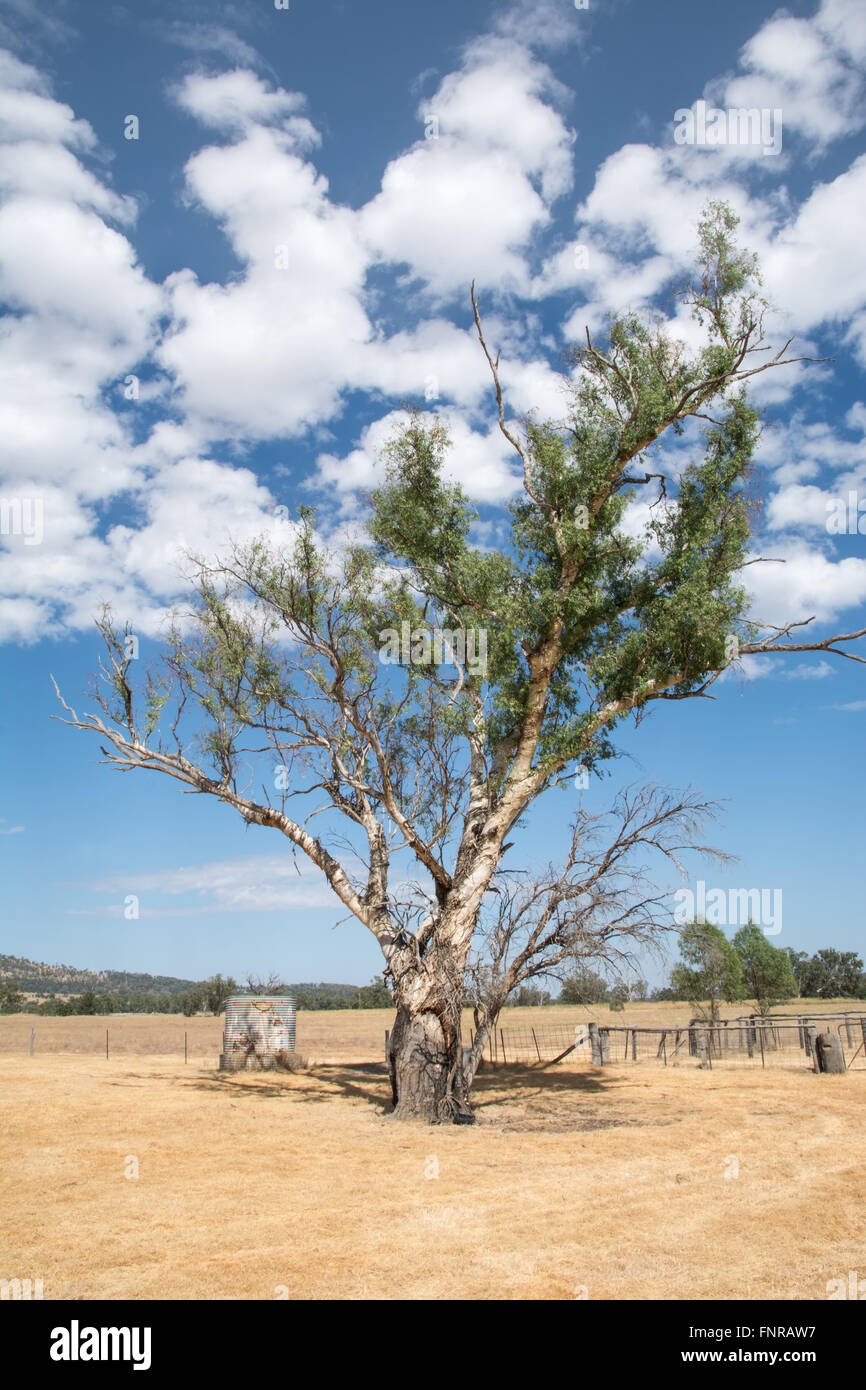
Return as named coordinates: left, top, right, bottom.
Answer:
left=671, top=920, right=744, bottom=1024
left=0, top=984, right=23, bottom=1017
left=559, top=969, right=609, bottom=1005
left=508, top=985, right=552, bottom=1007
left=733, top=922, right=796, bottom=1015
left=203, top=974, right=236, bottom=1015
left=179, top=983, right=206, bottom=1017
left=608, top=983, right=629, bottom=1012
left=0, top=982, right=23, bottom=1013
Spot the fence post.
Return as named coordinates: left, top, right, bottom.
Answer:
left=815, top=1031, right=846, bottom=1074
left=29, top=1027, right=35, bottom=1057
left=805, top=1025, right=818, bottom=1072
left=758, top=1024, right=765, bottom=1068
left=599, top=1027, right=610, bottom=1065
left=589, top=1021, right=601, bottom=1065
left=845, top=1014, right=853, bottom=1048
left=698, top=1028, right=709, bottom=1069
left=631, top=1028, right=637, bottom=1061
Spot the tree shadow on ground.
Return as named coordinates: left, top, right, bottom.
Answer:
left=179, top=1061, right=394, bottom=1112
left=175, top=1060, right=624, bottom=1125
left=469, top=1063, right=658, bottom=1131
left=471, top=1063, right=610, bottom=1099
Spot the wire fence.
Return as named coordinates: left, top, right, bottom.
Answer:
left=464, top=1022, right=589, bottom=1065
left=6, top=1011, right=866, bottom=1073
left=0, top=1025, right=217, bottom=1060
left=469, top=1013, right=866, bottom=1071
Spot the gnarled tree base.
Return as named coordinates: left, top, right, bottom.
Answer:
left=388, top=1005, right=475, bottom=1124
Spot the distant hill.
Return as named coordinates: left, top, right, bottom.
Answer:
left=0, top=954, right=197, bottom=998
left=0, top=956, right=377, bottom=1002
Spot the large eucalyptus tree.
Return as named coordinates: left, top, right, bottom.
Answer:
left=56, top=204, right=865, bottom=1121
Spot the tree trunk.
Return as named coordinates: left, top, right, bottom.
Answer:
left=385, top=882, right=501, bottom=1123
left=388, top=1001, right=475, bottom=1124
left=462, top=1010, right=496, bottom=1089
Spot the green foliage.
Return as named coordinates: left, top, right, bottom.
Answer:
left=359, top=204, right=765, bottom=781
left=292, top=982, right=361, bottom=1010
left=204, top=974, right=236, bottom=1015
left=506, top=985, right=552, bottom=1007
left=106, top=202, right=774, bottom=811
left=355, top=977, right=395, bottom=1009
left=40, top=990, right=115, bottom=1016
left=608, top=983, right=629, bottom=1012
left=558, top=969, right=609, bottom=1004
left=732, top=922, right=796, bottom=1014
left=178, top=976, right=237, bottom=1016
left=0, top=981, right=23, bottom=1013
left=650, top=985, right=680, bottom=1003
left=26, top=980, right=393, bottom=1015
left=292, top=979, right=394, bottom=1009
left=670, top=920, right=744, bottom=1022
left=785, top=948, right=865, bottom=999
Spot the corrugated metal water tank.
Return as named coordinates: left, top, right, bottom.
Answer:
left=219, top=994, right=297, bottom=1071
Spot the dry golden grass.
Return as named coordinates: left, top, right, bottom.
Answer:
left=0, top=1009, right=392, bottom=1061
left=1, top=1018, right=863, bottom=1301
left=0, top=997, right=857, bottom=1063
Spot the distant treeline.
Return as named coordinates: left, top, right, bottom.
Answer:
left=498, top=946, right=866, bottom=1008
left=2, top=946, right=862, bottom=1017
left=0, top=973, right=395, bottom=1016
left=651, top=947, right=866, bottom=1004
left=292, top=980, right=394, bottom=1010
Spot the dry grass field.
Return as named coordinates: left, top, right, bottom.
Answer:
left=1, top=1004, right=864, bottom=1301
left=0, top=997, right=858, bottom=1061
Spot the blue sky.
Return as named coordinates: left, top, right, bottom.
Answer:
left=0, top=0, right=864, bottom=989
